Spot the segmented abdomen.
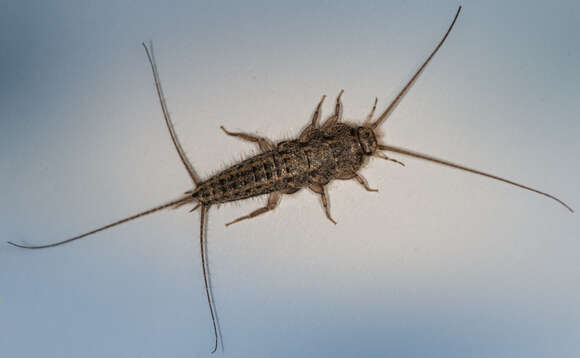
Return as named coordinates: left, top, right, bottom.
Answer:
left=193, top=148, right=309, bottom=204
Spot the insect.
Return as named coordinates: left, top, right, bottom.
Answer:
left=8, top=6, right=573, bottom=353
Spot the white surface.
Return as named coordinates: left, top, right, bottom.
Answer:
left=1, top=1, right=579, bottom=357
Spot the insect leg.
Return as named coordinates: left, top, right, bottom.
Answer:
left=300, top=95, right=326, bottom=139
left=309, top=183, right=337, bottom=224
left=311, top=94, right=327, bottom=128
left=142, top=42, right=200, bottom=185
left=220, top=126, right=274, bottom=151
left=375, top=151, right=405, bottom=166
left=225, top=192, right=281, bottom=226
left=322, top=90, right=344, bottom=129
left=334, top=89, right=344, bottom=120
left=353, top=173, right=379, bottom=192
left=363, top=97, right=378, bottom=126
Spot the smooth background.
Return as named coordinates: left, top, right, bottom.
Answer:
left=1, top=1, right=579, bottom=357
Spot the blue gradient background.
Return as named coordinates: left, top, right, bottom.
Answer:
left=1, top=1, right=579, bottom=357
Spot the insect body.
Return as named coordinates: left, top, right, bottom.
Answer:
left=9, top=6, right=573, bottom=353
left=195, top=118, right=382, bottom=225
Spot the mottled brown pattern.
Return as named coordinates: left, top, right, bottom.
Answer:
left=192, top=122, right=368, bottom=205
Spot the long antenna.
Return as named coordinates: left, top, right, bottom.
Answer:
left=378, top=144, right=573, bottom=212
left=371, top=6, right=461, bottom=129
left=7, top=195, right=195, bottom=249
